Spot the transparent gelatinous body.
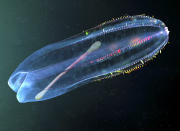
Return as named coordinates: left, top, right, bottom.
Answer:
left=8, top=15, right=169, bottom=103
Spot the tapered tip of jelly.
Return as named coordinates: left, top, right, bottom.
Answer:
left=16, top=94, right=25, bottom=103
left=35, top=89, right=48, bottom=100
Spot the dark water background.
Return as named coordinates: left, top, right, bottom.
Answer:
left=0, top=0, right=178, bottom=131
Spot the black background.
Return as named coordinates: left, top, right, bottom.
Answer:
left=0, top=0, right=178, bottom=131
